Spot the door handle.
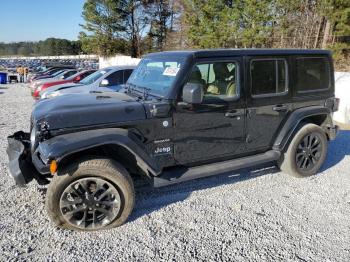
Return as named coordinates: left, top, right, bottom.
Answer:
left=272, top=105, right=288, bottom=112
left=225, top=111, right=243, bottom=118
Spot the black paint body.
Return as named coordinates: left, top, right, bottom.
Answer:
left=7, top=49, right=338, bottom=186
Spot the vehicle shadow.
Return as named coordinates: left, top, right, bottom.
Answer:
left=320, top=130, right=350, bottom=172
left=130, top=130, right=350, bottom=222
left=129, top=164, right=279, bottom=222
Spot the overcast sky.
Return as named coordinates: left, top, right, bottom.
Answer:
left=0, top=0, right=85, bottom=43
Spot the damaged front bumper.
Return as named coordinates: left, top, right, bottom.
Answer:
left=6, top=131, right=49, bottom=186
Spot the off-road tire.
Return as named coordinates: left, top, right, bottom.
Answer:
left=278, top=123, right=328, bottom=177
left=46, top=158, right=135, bottom=231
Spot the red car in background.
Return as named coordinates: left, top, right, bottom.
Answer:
left=32, top=69, right=96, bottom=99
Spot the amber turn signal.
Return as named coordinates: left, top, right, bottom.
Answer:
left=50, top=160, right=58, bottom=175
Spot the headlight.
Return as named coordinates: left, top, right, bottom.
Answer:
left=44, top=91, right=60, bottom=99
left=30, top=125, right=37, bottom=152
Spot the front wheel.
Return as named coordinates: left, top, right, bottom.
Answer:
left=46, top=158, right=135, bottom=231
left=278, top=123, right=328, bottom=177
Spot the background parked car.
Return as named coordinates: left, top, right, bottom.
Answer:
left=41, top=66, right=135, bottom=99
left=32, top=70, right=96, bottom=99
left=29, top=66, right=76, bottom=82
left=31, top=69, right=78, bottom=97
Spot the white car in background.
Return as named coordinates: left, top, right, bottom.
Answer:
left=41, top=66, right=135, bottom=99
left=333, top=72, right=350, bottom=125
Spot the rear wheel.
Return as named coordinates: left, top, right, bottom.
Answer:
left=46, top=158, right=135, bottom=231
left=278, top=123, right=328, bottom=177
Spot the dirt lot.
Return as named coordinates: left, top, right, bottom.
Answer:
left=0, top=84, right=350, bottom=261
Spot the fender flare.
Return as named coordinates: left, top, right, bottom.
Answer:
left=35, top=128, right=160, bottom=176
left=273, top=106, right=333, bottom=151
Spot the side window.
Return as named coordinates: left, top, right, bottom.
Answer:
left=296, top=57, right=330, bottom=93
left=64, top=71, right=76, bottom=78
left=105, top=71, right=124, bottom=86
left=251, top=59, right=288, bottom=97
left=187, top=61, right=238, bottom=100
left=123, top=69, right=133, bottom=83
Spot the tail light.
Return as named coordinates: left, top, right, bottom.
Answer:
left=333, top=98, right=340, bottom=112
left=325, top=97, right=340, bottom=112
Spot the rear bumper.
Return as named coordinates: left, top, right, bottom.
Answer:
left=6, top=131, right=48, bottom=186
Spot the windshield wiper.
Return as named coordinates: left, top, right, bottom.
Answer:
left=126, top=83, right=151, bottom=100
left=142, top=86, right=151, bottom=100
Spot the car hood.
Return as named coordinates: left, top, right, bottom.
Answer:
left=34, top=78, right=61, bottom=86
left=43, top=79, right=69, bottom=87
left=55, top=84, right=124, bottom=95
left=33, top=91, right=146, bottom=130
left=40, top=82, right=83, bottom=95
left=35, top=76, right=54, bottom=81
left=56, top=84, right=95, bottom=94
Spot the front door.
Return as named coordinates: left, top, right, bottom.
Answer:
left=173, top=59, right=246, bottom=165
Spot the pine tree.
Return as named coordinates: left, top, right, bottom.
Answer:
left=183, top=0, right=240, bottom=48
left=183, top=0, right=274, bottom=49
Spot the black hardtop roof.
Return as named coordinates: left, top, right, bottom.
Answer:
left=145, top=48, right=332, bottom=58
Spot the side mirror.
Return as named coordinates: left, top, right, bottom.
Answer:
left=100, top=79, right=109, bottom=87
left=182, top=83, right=203, bottom=104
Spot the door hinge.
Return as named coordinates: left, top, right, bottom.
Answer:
left=246, top=134, right=252, bottom=143
left=246, top=109, right=252, bottom=119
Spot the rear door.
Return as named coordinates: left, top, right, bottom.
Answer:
left=245, top=57, right=291, bottom=152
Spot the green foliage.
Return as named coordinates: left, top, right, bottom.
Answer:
left=146, top=0, right=175, bottom=52
left=184, top=0, right=238, bottom=48
left=81, top=0, right=151, bottom=57
left=80, top=0, right=176, bottom=57
left=184, top=0, right=274, bottom=48
left=80, top=0, right=128, bottom=56
left=237, top=0, right=274, bottom=47
left=0, top=38, right=82, bottom=57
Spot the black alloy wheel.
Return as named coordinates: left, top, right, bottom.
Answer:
left=295, top=133, right=323, bottom=171
left=59, top=177, right=121, bottom=230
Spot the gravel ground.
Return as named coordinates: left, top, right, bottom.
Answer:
left=0, top=84, right=350, bottom=261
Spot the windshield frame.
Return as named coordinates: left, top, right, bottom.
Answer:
left=126, top=55, right=188, bottom=99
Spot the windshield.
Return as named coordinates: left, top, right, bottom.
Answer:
left=127, top=57, right=185, bottom=97
left=79, top=68, right=112, bottom=85
left=51, top=70, right=65, bottom=77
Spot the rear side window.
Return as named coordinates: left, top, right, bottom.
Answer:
left=296, top=57, right=330, bottom=93
left=251, top=59, right=288, bottom=97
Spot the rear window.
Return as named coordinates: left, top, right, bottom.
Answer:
left=296, top=57, right=331, bottom=93
left=251, top=59, right=288, bottom=97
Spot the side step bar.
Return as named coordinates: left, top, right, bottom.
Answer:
left=153, top=150, right=281, bottom=187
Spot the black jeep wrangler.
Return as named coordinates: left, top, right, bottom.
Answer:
left=7, top=49, right=339, bottom=231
